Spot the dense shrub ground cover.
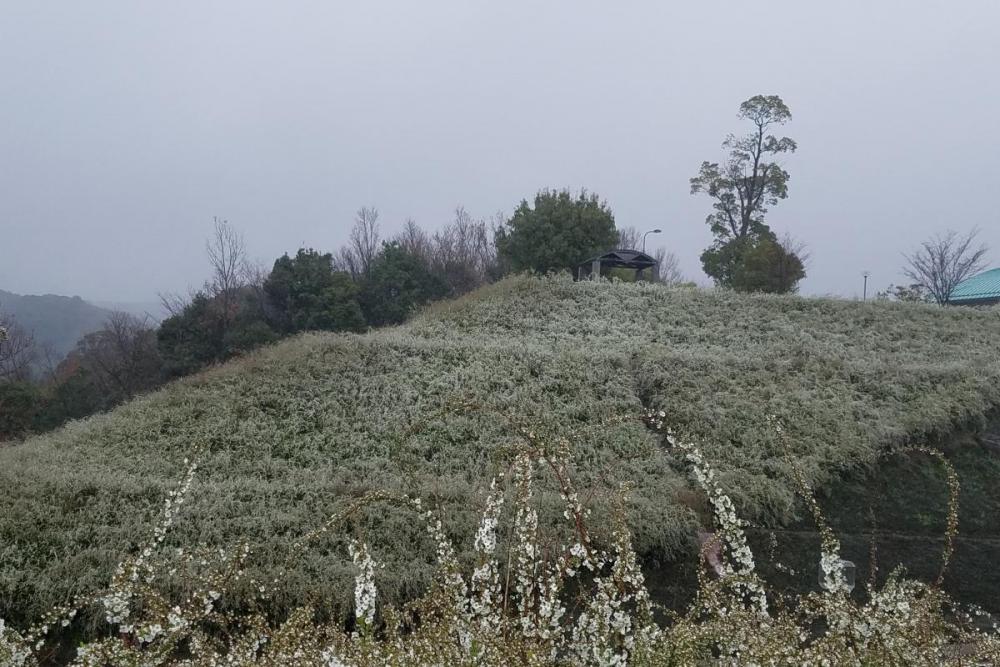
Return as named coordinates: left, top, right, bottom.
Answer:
left=3, top=275, right=1000, bottom=633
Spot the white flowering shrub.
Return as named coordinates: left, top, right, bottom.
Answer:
left=2, top=413, right=999, bottom=666
left=5, top=276, right=1000, bottom=622
left=7, top=276, right=1000, bottom=624
left=3, top=276, right=1000, bottom=664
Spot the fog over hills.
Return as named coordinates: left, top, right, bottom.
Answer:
left=0, top=289, right=115, bottom=361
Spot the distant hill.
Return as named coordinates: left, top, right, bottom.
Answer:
left=0, top=289, right=115, bottom=362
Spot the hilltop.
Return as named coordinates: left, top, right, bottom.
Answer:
left=3, top=275, right=1000, bottom=626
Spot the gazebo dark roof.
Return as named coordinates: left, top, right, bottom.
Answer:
left=578, top=249, right=658, bottom=271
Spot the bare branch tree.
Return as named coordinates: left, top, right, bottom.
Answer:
left=199, top=217, right=253, bottom=342
left=157, top=289, right=197, bottom=318
left=74, top=312, right=162, bottom=401
left=617, top=226, right=641, bottom=250
left=779, top=232, right=811, bottom=271
left=395, top=218, right=432, bottom=262
left=35, top=340, right=63, bottom=383
left=429, top=207, right=499, bottom=294
left=652, top=248, right=685, bottom=285
left=331, top=246, right=360, bottom=278
left=332, top=207, right=381, bottom=279
left=0, top=315, right=37, bottom=382
left=206, top=217, right=248, bottom=297
left=158, top=218, right=251, bottom=320
left=351, top=207, right=381, bottom=277
left=241, top=258, right=273, bottom=320
left=903, top=229, right=989, bottom=305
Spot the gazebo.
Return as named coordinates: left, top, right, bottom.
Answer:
left=576, top=249, right=659, bottom=282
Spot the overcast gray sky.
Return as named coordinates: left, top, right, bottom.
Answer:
left=2, top=1, right=998, bottom=302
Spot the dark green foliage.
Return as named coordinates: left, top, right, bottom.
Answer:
left=495, top=189, right=619, bottom=274
left=264, top=249, right=366, bottom=334
left=220, top=317, right=279, bottom=354
left=0, top=380, right=41, bottom=440
left=731, top=237, right=806, bottom=293
left=692, top=95, right=806, bottom=290
left=359, top=243, right=448, bottom=326
left=31, top=366, right=105, bottom=431
left=700, top=233, right=806, bottom=293
left=157, top=291, right=277, bottom=377
left=753, top=433, right=1000, bottom=612
left=157, top=294, right=224, bottom=376
left=699, top=237, right=753, bottom=289
left=690, top=95, right=796, bottom=243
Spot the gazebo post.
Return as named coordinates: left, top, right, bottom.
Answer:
left=591, top=258, right=601, bottom=280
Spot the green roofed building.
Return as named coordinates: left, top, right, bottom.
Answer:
left=950, top=268, right=1000, bottom=306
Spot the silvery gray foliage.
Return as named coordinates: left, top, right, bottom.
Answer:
left=3, top=275, right=1000, bottom=637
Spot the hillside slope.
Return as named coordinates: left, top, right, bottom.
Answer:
left=3, top=275, right=1000, bottom=625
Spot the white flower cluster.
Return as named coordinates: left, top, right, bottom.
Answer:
left=99, top=583, right=132, bottom=627
left=512, top=453, right=541, bottom=636
left=470, top=476, right=504, bottom=630
left=0, top=618, right=31, bottom=667
left=819, top=551, right=851, bottom=594
left=411, top=498, right=469, bottom=622
left=666, top=433, right=768, bottom=615
left=569, top=542, right=651, bottom=664
left=135, top=622, right=163, bottom=645
left=167, top=606, right=188, bottom=633
left=348, top=540, right=377, bottom=633
left=321, top=645, right=352, bottom=667
left=96, top=457, right=200, bottom=636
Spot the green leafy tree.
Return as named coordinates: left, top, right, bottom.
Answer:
left=495, top=189, right=618, bottom=274
left=31, top=365, right=103, bottom=431
left=264, top=249, right=366, bottom=333
left=156, top=219, right=277, bottom=377
left=691, top=95, right=804, bottom=291
left=359, top=243, right=448, bottom=326
left=157, top=294, right=222, bottom=376
left=157, top=291, right=276, bottom=377
left=731, top=237, right=806, bottom=293
left=0, top=380, right=41, bottom=440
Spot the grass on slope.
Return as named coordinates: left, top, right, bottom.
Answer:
left=2, top=275, right=1000, bottom=627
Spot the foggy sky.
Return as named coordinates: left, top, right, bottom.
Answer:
left=2, top=1, right=998, bottom=302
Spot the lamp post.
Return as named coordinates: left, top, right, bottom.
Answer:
left=863, top=271, right=870, bottom=302
left=642, top=229, right=662, bottom=253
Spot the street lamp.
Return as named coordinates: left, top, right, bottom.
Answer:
left=642, top=229, right=662, bottom=253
